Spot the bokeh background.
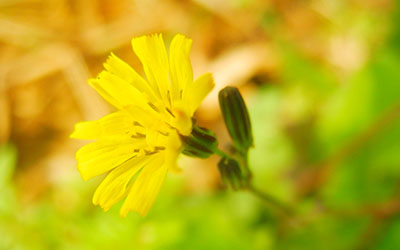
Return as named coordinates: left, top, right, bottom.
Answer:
left=1, top=0, right=400, bottom=249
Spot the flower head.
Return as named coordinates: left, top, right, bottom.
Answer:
left=71, top=34, right=214, bottom=217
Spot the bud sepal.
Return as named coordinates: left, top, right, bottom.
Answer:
left=218, top=157, right=247, bottom=190
left=218, top=86, right=253, bottom=156
left=181, top=125, right=218, bottom=159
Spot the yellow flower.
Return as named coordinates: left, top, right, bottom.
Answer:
left=71, top=34, right=214, bottom=217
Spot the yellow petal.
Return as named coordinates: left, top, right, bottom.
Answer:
left=76, top=139, right=146, bottom=180
left=164, top=148, right=181, bottom=173
left=131, top=34, right=170, bottom=103
left=120, top=155, right=167, bottom=217
left=169, top=106, right=192, bottom=135
left=104, top=53, right=158, bottom=102
left=169, top=34, right=193, bottom=103
left=93, top=154, right=151, bottom=210
left=89, top=71, right=153, bottom=112
left=124, top=105, right=172, bottom=138
left=184, top=73, right=215, bottom=115
left=70, top=110, right=143, bottom=140
left=88, top=78, right=121, bottom=109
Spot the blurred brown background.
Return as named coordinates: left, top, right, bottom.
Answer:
left=1, top=1, right=399, bottom=249
left=0, top=0, right=283, bottom=201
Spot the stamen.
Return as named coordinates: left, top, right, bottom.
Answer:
left=133, top=121, right=144, bottom=127
left=144, top=150, right=158, bottom=156
left=131, top=133, right=146, bottom=138
left=165, top=107, right=176, bottom=118
left=167, top=91, right=172, bottom=107
left=158, top=131, right=169, bottom=136
left=148, top=102, right=160, bottom=112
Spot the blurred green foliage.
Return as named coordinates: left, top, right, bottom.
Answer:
left=2, top=1, right=400, bottom=250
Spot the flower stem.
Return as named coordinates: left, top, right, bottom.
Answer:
left=246, top=184, right=295, bottom=217
left=214, top=148, right=230, bottom=159
left=214, top=147, right=295, bottom=217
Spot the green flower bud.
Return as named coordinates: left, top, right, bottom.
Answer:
left=218, top=86, right=253, bottom=155
left=218, top=157, right=245, bottom=190
left=181, top=125, right=218, bottom=159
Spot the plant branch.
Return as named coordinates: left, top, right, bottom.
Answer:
left=246, top=184, right=295, bottom=218
left=214, top=147, right=230, bottom=159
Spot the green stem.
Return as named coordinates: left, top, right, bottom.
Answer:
left=246, top=184, right=294, bottom=217
left=214, top=148, right=230, bottom=159
left=214, top=147, right=294, bottom=217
